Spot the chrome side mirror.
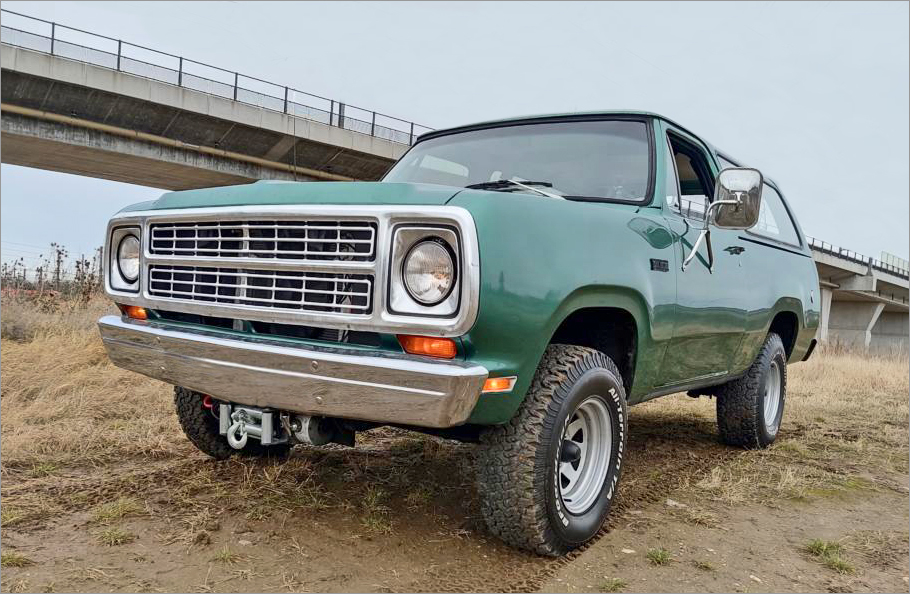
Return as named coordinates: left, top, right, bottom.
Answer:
left=682, top=167, right=763, bottom=273
left=711, top=168, right=763, bottom=229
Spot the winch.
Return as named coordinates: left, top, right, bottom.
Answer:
left=218, top=403, right=335, bottom=449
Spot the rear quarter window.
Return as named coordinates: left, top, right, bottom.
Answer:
left=752, top=183, right=801, bottom=246
left=717, top=154, right=801, bottom=247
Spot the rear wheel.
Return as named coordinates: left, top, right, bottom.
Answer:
left=476, top=345, right=627, bottom=556
left=174, top=387, right=290, bottom=460
left=716, top=332, right=787, bottom=448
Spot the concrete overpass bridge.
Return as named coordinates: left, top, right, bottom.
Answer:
left=1, top=12, right=907, bottom=354
left=809, top=238, right=908, bottom=354
left=0, top=10, right=427, bottom=189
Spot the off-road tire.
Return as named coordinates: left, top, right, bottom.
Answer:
left=174, top=387, right=290, bottom=460
left=716, top=332, right=787, bottom=449
left=476, top=345, right=628, bottom=556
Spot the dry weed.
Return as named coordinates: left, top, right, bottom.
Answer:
left=843, top=529, right=910, bottom=569
left=646, top=547, right=671, bottom=566
left=96, top=526, right=136, bottom=546
left=0, top=550, right=35, bottom=567
left=599, top=577, right=627, bottom=592
left=645, top=350, right=910, bottom=505
left=1, top=297, right=180, bottom=470
left=91, top=497, right=144, bottom=524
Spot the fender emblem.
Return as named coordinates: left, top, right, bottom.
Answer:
left=650, top=258, right=669, bottom=272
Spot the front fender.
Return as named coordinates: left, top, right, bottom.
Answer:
left=450, top=191, right=674, bottom=425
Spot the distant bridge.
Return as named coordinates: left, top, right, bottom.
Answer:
left=808, top=238, right=908, bottom=354
left=0, top=10, right=429, bottom=189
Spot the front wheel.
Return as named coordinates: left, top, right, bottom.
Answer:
left=716, top=332, right=787, bottom=449
left=476, top=345, right=628, bottom=556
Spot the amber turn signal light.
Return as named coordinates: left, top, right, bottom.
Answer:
left=117, top=304, right=148, bottom=320
left=397, top=334, right=457, bottom=359
left=482, top=376, right=517, bottom=393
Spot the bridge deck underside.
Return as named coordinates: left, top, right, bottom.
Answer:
left=1, top=48, right=403, bottom=188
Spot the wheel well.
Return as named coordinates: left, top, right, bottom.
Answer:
left=769, top=311, right=798, bottom=358
left=550, top=307, right=637, bottom=393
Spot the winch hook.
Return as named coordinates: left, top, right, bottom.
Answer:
left=226, top=411, right=248, bottom=449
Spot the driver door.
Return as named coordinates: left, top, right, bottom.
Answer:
left=658, top=129, right=750, bottom=386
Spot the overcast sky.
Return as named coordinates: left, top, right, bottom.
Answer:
left=1, top=1, right=908, bottom=267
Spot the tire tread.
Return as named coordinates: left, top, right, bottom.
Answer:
left=716, top=333, right=786, bottom=449
left=476, top=345, right=626, bottom=556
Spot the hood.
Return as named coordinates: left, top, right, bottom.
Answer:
left=128, top=181, right=463, bottom=212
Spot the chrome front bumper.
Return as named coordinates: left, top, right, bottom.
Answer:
left=98, top=315, right=488, bottom=428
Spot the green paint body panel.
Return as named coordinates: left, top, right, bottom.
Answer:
left=118, top=112, right=820, bottom=427
left=124, top=181, right=460, bottom=212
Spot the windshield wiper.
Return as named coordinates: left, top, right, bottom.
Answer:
left=465, top=180, right=563, bottom=200
left=466, top=180, right=553, bottom=189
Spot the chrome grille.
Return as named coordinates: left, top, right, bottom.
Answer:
left=149, top=220, right=376, bottom=262
left=148, top=265, right=372, bottom=314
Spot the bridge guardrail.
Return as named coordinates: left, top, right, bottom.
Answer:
left=807, top=236, right=909, bottom=281
left=0, top=10, right=433, bottom=146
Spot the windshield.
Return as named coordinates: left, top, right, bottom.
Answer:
left=383, top=120, right=651, bottom=202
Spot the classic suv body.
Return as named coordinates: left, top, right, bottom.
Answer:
left=101, top=111, right=819, bottom=427
left=99, top=110, right=819, bottom=555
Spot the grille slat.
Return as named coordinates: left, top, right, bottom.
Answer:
left=149, top=265, right=373, bottom=314
left=150, top=220, right=376, bottom=262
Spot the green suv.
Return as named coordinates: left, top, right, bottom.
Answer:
left=99, top=112, right=820, bottom=555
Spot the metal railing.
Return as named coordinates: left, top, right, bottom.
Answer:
left=678, top=197, right=707, bottom=220
left=807, top=236, right=909, bottom=280
left=0, top=10, right=433, bottom=145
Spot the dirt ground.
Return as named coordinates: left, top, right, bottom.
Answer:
left=1, top=297, right=908, bottom=593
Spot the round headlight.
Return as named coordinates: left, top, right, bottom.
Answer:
left=403, top=239, right=455, bottom=305
left=117, top=234, right=140, bottom=283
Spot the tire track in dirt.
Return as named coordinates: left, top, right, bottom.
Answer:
left=411, top=411, right=741, bottom=592
left=3, top=404, right=739, bottom=593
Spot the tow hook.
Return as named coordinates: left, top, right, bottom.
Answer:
left=226, top=410, right=250, bottom=450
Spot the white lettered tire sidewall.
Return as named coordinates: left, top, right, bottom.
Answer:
left=476, top=345, right=629, bottom=555
left=546, top=368, right=626, bottom=546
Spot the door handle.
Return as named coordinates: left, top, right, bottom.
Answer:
left=724, top=245, right=745, bottom=255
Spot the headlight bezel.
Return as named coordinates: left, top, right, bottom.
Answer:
left=388, top=225, right=461, bottom=318
left=108, top=225, right=141, bottom=293
left=116, top=233, right=141, bottom=283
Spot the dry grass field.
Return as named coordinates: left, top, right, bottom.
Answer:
left=1, top=295, right=908, bottom=593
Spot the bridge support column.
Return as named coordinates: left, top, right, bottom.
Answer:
left=827, top=301, right=885, bottom=351
left=818, top=287, right=833, bottom=343
left=862, top=303, right=886, bottom=350
left=871, top=310, right=910, bottom=355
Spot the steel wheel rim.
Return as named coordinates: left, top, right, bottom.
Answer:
left=764, top=360, right=782, bottom=430
left=558, top=396, right=612, bottom=515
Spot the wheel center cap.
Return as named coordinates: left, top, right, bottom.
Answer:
left=560, top=439, right=582, bottom=464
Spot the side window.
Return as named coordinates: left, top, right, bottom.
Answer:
left=667, top=135, right=714, bottom=221
left=753, top=184, right=801, bottom=245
